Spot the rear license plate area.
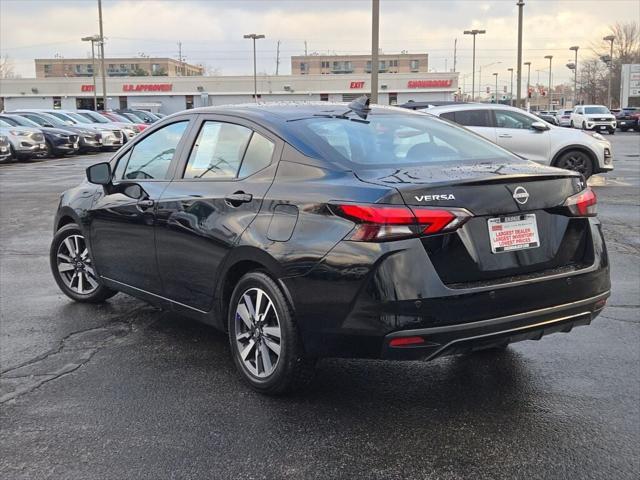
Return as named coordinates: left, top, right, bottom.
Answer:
left=488, top=214, right=540, bottom=253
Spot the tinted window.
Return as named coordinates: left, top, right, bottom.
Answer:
left=494, top=110, right=536, bottom=129
left=122, top=121, right=188, bottom=180
left=439, top=112, right=456, bottom=122
left=183, top=121, right=252, bottom=179
left=294, top=113, right=514, bottom=166
left=239, top=132, right=275, bottom=177
left=585, top=106, right=610, bottom=114
left=453, top=109, right=491, bottom=127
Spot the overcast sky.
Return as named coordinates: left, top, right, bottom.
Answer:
left=1, top=0, right=637, bottom=90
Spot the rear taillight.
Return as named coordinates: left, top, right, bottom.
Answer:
left=332, top=204, right=472, bottom=242
left=563, top=188, right=597, bottom=217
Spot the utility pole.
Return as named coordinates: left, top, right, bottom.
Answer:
left=177, top=41, right=183, bottom=76
left=304, top=40, right=308, bottom=56
left=493, top=72, right=498, bottom=103
left=569, top=46, right=579, bottom=106
left=544, top=55, right=553, bottom=110
left=603, top=35, right=615, bottom=108
left=464, top=29, right=486, bottom=101
left=370, top=0, right=380, bottom=103
left=508, top=67, right=514, bottom=105
left=516, top=0, right=524, bottom=107
left=97, top=0, right=107, bottom=110
left=275, top=40, right=281, bottom=75
left=244, top=33, right=265, bottom=102
left=453, top=38, right=457, bottom=72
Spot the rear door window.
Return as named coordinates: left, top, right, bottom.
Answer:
left=452, top=109, right=492, bottom=127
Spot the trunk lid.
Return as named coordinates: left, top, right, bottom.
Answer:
left=355, top=161, right=592, bottom=287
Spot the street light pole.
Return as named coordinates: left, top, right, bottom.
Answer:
left=507, top=67, right=514, bottom=105
left=81, top=35, right=101, bottom=110
left=97, top=0, right=107, bottom=110
left=464, top=29, right=486, bottom=101
left=516, top=0, right=524, bottom=107
left=371, top=0, right=380, bottom=103
left=603, top=35, right=615, bottom=108
left=524, top=61, right=531, bottom=109
left=244, top=33, right=265, bottom=102
left=544, top=55, right=553, bottom=110
left=493, top=72, right=498, bottom=103
left=569, top=46, right=579, bottom=106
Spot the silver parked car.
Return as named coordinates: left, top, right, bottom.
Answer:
left=423, top=103, right=613, bottom=178
left=0, top=119, right=47, bottom=160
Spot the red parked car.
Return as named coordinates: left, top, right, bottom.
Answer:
left=99, top=111, right=148, bottom=131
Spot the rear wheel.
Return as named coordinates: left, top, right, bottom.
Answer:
left=555, top=150, right=594, bottom=178
left=228, top=271, right=315, bottom=395
left=581, top=121, right=587, bottom=130
left=50, top=223, right=117, bottom=303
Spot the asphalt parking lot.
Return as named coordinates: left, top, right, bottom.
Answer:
left=1, top=133, right=639, bottom=480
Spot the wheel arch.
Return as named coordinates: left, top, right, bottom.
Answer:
left=214, top=246, right=290, bottom=332
left=55, top=207, right=82, bottom=232
left=551, top=144, right=598, bottom=171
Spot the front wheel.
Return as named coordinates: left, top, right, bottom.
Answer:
left=50, top=223, right=117, bottom=303
left=555, top=150, right=594, bottom=178
left=228, top=272, right=315, bottom=395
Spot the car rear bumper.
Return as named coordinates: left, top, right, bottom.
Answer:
left=381, top=291, right=609, bottom=360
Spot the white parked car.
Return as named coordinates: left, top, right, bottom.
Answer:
left=570, top=105, right=616, bottom=134
left=555, top=109, right=574, bottom=127
left=423, top=103, right=613, bottom=178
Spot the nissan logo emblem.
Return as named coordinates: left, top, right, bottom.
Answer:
left=513, top=186, right=530, bottom=205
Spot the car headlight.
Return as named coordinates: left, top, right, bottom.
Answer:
left=584, top=131, right=606, bottom=141
left=54, top=133, right=68, bottom=138
left=9, top=130, right=30, bottom=136
left=100, top=130, right=113, bottom=137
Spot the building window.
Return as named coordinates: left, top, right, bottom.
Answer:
left=389, top=93, right=398, bottom=105
left=410, top=59, right=419, bottom=71
left=185, top=95, right=194, bottom=109
left=321, top=61, right=330, bottom=69
left=53, top=96, right=62, bottom=109
left=320, top=93, right=329, bottom=101
left=300, top=62, right=308, bottom=74
left=332, top=61, right=353, bottom=74
left=366, top=61, right=387, bottom=73
left=390, top=60, right=398, bottom=67
left=43, top=64, right=52, bottom=74
left=119, top=96, right=128, bottom=109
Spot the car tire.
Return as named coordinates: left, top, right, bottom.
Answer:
left=570, top=121, right=575, bottom=128
left=609, top=129, right=615, bottom=135
left=581, top=121, right=587, bottom=130
left=228, top=271, right=316, bottom=395
left=554, top=150, right=594, bottom=178
left=50, top=223, right=117, bottom=303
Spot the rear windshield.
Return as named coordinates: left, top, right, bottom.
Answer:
left=585, top=106, right=610, bottom=114
left=290, top=113, right=516, bottom=166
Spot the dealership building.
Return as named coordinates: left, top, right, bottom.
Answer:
left=0, top=72, right=459, bottom=114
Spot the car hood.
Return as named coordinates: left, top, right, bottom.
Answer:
left=0, top=125, right=40, bottom=134
left=40, top=127, right=78, bottom=135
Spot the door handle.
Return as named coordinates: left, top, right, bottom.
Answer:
left=498, top=134, right=512, bottom=138
left=136, top=199, right=155, bottom=210
left=225, top=192, right=253, bottom=206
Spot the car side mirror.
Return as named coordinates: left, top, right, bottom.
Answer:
left=86, top=162, right=112, bottom=185
left=531, top=121, right=550, bottom=132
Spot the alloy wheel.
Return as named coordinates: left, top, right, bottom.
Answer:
left=56, top=234, right=99, bottom=295
left=558, top=153, right=589, bottom=175
left=234, top=287, right=282, bottom=378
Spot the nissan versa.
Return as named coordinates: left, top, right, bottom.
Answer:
left=50, top=100, right=611, bottom=394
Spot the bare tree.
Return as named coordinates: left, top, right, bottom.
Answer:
left=0, top=55, right=16, bottom=79
left=587, top=22, right=640, bottom=107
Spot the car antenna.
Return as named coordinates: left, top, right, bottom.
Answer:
left=346, top=95, right=371, bottom=120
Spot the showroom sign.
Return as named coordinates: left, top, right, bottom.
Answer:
left=407, top=79, right=453, bottom=88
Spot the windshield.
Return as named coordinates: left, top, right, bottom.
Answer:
left=585, top=106, right=610, bottom=114
left=2, top=116, right=40, bottom=128
left=291, top=113, right=517, bottom=166
left=0, top=119, right=12, bottom=127
left=48, top=111, right=78, bottom=124
left=79, top=111, right=109, bottom=123
left=26, top=113, right=67, bottom=128
left=64, top=112, right=93, bottom=124
left=107, top=113, right=133, bottom=123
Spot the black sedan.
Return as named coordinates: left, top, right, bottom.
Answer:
left=0, top=114, right=79, bottom=157
left=50, top=100, right=610, bottom=394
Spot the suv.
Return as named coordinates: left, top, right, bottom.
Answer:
left=421, top=103, right=613, bottom=178
left=50, top=102, right=610, bottom=394
left=0, top=118, right=47, bottom=160
left=614, top=107, right=640, bottom=132
left=570, top=105, right=616, bottom=134
left=555, top=109, right=574, bottom=127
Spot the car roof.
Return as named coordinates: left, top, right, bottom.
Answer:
left=424, top=103, right=532, bottom=114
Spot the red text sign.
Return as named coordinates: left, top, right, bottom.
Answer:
left=407, top=79, right=453, bottom=89
left=350, top=81, right=365, bottom=89
left=81, top=85, right=95, bottom=92
left=122, top=84, right=173, bottom=92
